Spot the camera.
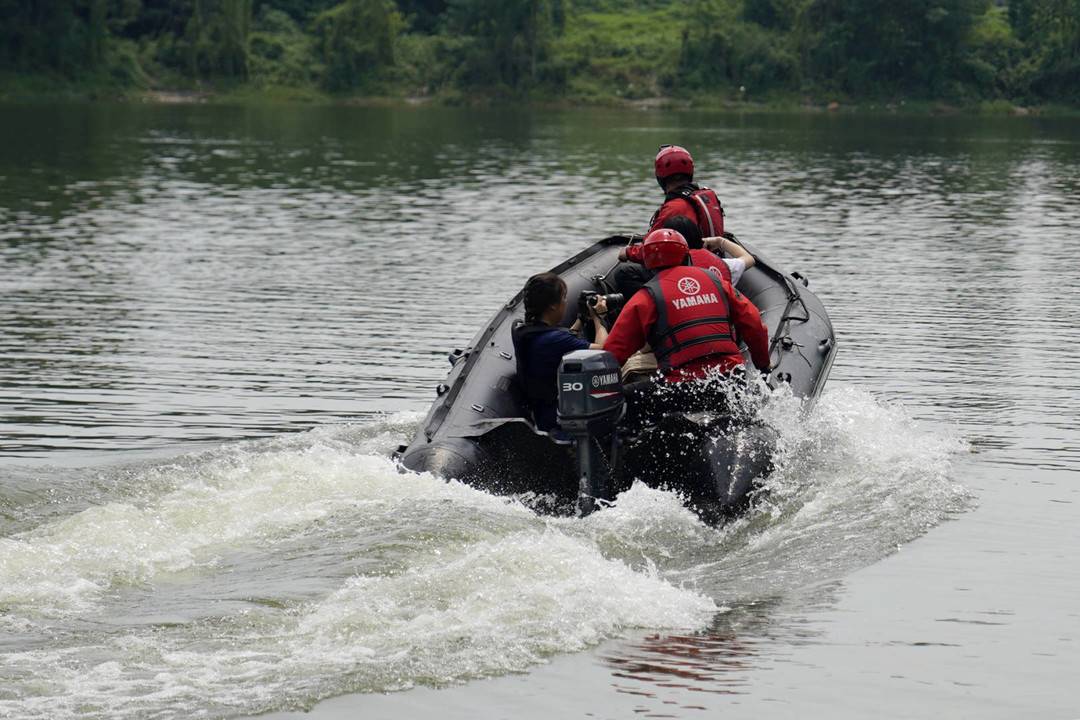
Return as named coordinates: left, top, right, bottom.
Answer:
left=578, top=291, right=625, bottom=321
left=589, top=292, right=623, bottom=308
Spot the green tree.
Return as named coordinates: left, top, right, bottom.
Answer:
left=1007, top=0, right=1035, bottom=41
left=1019, top=0, right=1080, bottom=101
left=252, top=0, right=337, bottom=23
left=743, top=0, right=802, bottom=30
left=445, top=0, right=563, bottom=90
left=964, top=5, right=1020, bottom=97
left=678, top=0, right=799, bottom=95
left=397, top=0, right=448, bottom=32
left=0, top=0, right=110, bottom=75
left=800, top=0, right=989, bottom=96
left=313, top=0, right=402, bottom=91
left=186, top=0, right=253, bottom=78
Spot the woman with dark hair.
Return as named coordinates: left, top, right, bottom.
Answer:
left=511, top=272, right=608, bottom=431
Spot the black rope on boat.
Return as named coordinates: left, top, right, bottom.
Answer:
left=737, top=238, right=811, bottom=361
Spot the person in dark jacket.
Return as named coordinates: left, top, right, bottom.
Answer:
left=511, top=272, right=608, bottom=431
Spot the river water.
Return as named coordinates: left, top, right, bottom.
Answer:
left=1, top=104, right=1077, bottom=719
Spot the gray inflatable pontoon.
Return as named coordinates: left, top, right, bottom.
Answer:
left=397, top=235, right=836, bottom=520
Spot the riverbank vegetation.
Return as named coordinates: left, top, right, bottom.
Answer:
left=1, top=0, right=1077, bottom=109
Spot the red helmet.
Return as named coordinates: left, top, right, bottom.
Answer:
left=642, top=228, right=689, bottom=269
left=654, top=145, right=694, bottom=180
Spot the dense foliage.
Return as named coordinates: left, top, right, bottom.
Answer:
left=1, top=0, right=1077, bottom=104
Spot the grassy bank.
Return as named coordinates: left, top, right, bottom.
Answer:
left=3, top=71, right=1072, bottom=118
left=3, top=0, right=1077, bottom=115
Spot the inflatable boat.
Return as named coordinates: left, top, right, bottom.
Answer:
left=396, top=235, right=836, bottom=520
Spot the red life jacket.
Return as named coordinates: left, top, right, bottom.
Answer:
left=688, top=248, right=732, bottom=284
left=643, top=266, right=741, bottom=373
left=651, top=184, right=725, bottom=237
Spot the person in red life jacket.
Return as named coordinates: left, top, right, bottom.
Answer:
left=512, top=272, right=609, bottom=432
left=648, top=145, right=726, bottom=238
left=619, top=215, right=755, bottom=287
left=604, top=229, right=771, bottom=384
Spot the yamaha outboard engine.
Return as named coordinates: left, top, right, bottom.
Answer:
left=557, top=349, right=625, bottom=516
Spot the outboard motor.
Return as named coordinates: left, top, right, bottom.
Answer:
left=557, top=349, right=625, bottom=516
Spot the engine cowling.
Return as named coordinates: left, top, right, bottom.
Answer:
left=557, top=349, right=624, bottom=436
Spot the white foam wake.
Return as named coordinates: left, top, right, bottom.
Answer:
left=0, top=389, right=971, bottom=719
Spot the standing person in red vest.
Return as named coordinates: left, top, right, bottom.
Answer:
left=604, top=229, right=771, bottom=384
left=648, top=145, right=726, bottom=237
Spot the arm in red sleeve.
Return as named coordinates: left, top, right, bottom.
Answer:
left=603, top=292, right=655, bottom=366
left=649, top=198, right=696, bottom=233
left=725, top=282, right=771, bottom=370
